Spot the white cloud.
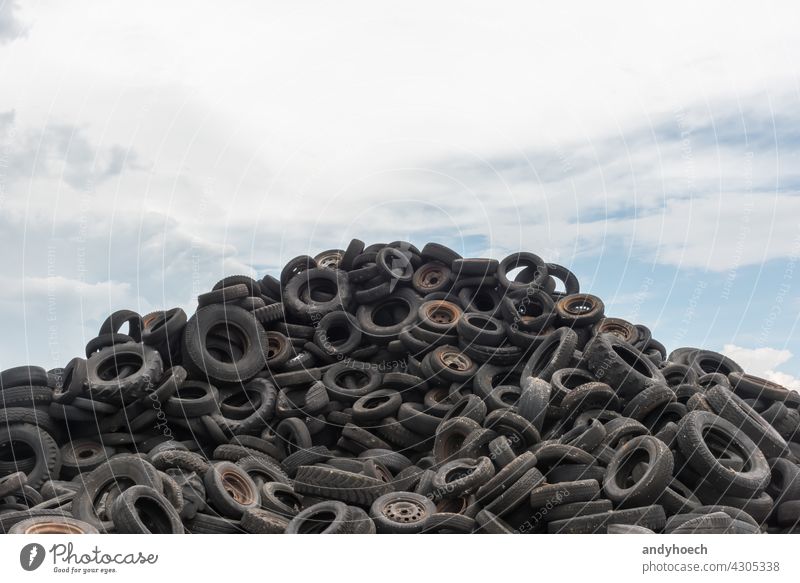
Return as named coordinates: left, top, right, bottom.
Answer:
left=1, top=1, right=800, bottom=367
left=722, top=344, right=800, bottom=390
left=0, top=2, right=798, bottom=273
left=0, top=1, right=25, bottom=44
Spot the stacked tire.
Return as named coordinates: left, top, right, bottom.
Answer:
left=0, top=240, right=798, bottom=534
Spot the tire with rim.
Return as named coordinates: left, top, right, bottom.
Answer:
left=10, top=515, right=99, bottom=534
left=204, top=461, right=261, bottom=518
left=369, top=491, right=436, bottom=533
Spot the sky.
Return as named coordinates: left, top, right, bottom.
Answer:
left=0, top=1, right=799, bottom=386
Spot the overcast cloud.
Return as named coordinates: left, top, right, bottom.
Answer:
left=0, top=1, right=798, bottom=380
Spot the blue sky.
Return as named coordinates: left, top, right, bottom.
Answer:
left=0, top=1, right=799, bottom=385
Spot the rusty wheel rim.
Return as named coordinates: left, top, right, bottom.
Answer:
left=222, top=470, right=256, bottom=505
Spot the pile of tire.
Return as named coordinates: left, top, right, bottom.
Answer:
left=1, top=240, right=799, bottom=534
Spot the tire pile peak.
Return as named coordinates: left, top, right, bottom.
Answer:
left=1, top=240, right=799, bottom=534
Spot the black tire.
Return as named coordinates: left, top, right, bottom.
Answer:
left=488, top=436, right=516, bottom=468
left=433, top=456, right=495, bottom=497
left=451, top=258, right=499, bottom=279
left=522, top=328, right=578, bottom=382
left=286, top=500, right=355, bottom=534
left=475, top=451, right=538, bottom=504
left=658, top=478, right=702, bottom=515
left=358, top=449, right=412, bottom=474
left=141, top=307, right=187, bottom=347
left=283, top=268, right=352, bottom=321
left=261, top=482, right=304, bottom=518
left=483, top=410, right=540, bottom=453
left=98, top=310, right=143, bottom=342
left=294, top=464, right=392, bottom=506
left=676, top=411, right=770, bottom=498
left=182, top=304, right=269, bottom=383
left=776, top=500, right=800, bottom=527
left=687, top=350, right=743, bottom=376
left=562, top=419, right=607, bottom=453
left=51, top=357, right=87, bottom=405
left=0, top=366, right=48, bottom=391
left=313, top=311, right=362, bottom=357
left=457, top=313, right=506, bottom=346
left=705, top=386, right=789, bottom=458
left=559, top=382, right=619, bottom=420
left=421, top=242, right=461, bottom=265
left=544, top=499, right=613, bottom=522
left=352, top=389, right=402, bottom=424
left=85, top=342, right=163, bottom=403
left=607, top=523, right=655, bottom=534
left=85, top=333, right=135, bottom=358
left=422, top=512, right=476, bottom=533
left=517, top=377, right=551, bottom=431
left=483, top=467, right=544, bottom=517
left=254, top=303, right=286, bottom=325
left=585, top=334, right=665, bottom=399
left=729, top=371, right=795, bottom=403
left=322, top=362, right=382, bottom=403
left=501, top=288, right=556, bottom=333
left=241, top=507, right=289, bottom=533
left=433, top=417, right=482, bottom=463
left=204, top=461, right=261, bottom=518
left=225, top=378, right=277, bottom=436
left=72, top=456, right=162, bottom=531
left=496, top=252, right=547, bottom=291
left=767, top=457, right=800, bottom=504
left=235, top=455, right=290, bottom=487
left=622, top=383, right=676, bottom=421
left=60, top=440, right=113, bottom=479
left=272, top=418, right=313, bottom=458
left=186, top=512, right=243, bottom=534
left=338, top=239, right=366, bottom=271
left=397, top=403, right=443, bottom=437
left=110, top=485, right=183, bottom=533
left=0, top=424, right=60, bottom=489
left=555, top=294, right=605, bottom=327
left=164, top=380, right=219, bottom=417
left=280, top=446, right=332, bottom=478
left=547, top=464, right=606, bottom=484
left=440, top=395, right=487, bottom=426
left=369, top=491, right=436, bottom=533
left=150, top=449, right=210, bottom=474
left=545, top=263, right=580, bottom=297
left=0, top=385, right=52, bottom=409
left=530, top=479, right=600, bottom=508
left=376, top=246, right=414, bottom=282
left=604, top=435, right=673, bottom=507
left=547, top=504, right=666, bottom=534
left=356, top=288, right=421, bottom=341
